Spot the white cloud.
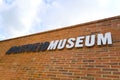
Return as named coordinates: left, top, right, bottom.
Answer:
left=0, top=0, right=120, bottom=40
left=97, top=0, right=110, bottom=6
left=17, top=0, right=42, bottom=28
left=37, top=0, right=120, bottom=31
left=0, top=34, right=6, bottom=40
left=0, top=0, right=43, bottom=40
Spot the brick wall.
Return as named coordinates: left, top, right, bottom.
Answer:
left=0, top=16, right=120, bottom=80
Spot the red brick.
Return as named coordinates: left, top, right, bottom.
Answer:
left=0, top=16, right=120, bottom=80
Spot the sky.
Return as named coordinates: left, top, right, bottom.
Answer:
left=0, top=0, right=120, bottom=40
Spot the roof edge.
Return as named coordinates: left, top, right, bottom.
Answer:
left=0, top=15, right=120, bottom=42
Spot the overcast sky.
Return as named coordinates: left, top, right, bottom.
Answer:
left=0, top=0, right=120, bottom=40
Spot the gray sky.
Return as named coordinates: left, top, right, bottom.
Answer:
left=0, top=0, right=120, bottom=40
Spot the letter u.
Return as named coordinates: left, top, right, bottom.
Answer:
left=57, top=39, right=67, bottom=49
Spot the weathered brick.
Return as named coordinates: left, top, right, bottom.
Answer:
left=102, top=69, right=118, bottom=72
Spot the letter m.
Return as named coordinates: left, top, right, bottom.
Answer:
left=97, top=32, right=112, bottom=45
left=47, top=40, right=59, bottom=50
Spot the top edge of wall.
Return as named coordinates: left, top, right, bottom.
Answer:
left=0, top=15, right=120, bottom=42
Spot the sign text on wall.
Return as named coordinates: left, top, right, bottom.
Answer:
left=6, top=32, right=112, bottom=54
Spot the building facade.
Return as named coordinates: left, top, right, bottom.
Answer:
left=0, top=16, right=120, bottom=80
